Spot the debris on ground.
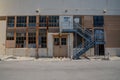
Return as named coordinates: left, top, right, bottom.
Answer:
left=82, top=55, right=90, bottom=60
left=6, top=56, right=17, bottom=59
left=102, top=58, right=110, bottom=60
left=0, top=55, right=120, bottom=61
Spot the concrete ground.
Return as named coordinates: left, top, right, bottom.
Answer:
left=0, top=58, right=120, bottom=80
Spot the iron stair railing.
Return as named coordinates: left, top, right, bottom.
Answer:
left=62, top=22, right=95, bottom=59
left=73, top=41, right=94, bottom=59
left=73, top=23, right=94, bottom=59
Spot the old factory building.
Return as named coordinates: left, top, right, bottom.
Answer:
left=0, top=0, right=120, bottom=59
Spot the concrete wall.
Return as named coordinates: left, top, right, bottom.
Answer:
left=47, top=33, right=54, bottom=57
left=68, top=33, right=73, bottom=58
left=85, top=48, right=94, bottom=56
left=6, top=48, right=48, bottom=57
left=0, top=0, right=120, bottom=16
left=6, top=48, right=36, bottom=57
left=0, top=20, right=6, bottom=55
left=38, top=48, right=48, bottom=57
left=106, top=48, right=120, bottom=56
left=104, top=16, right=120, bottom=48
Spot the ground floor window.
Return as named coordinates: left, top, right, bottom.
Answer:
left=16, top=32, right=26, bottom=48
left=6, top=31, right=14, bottom=40
left=39, top=29, right=47, bottom=48
left=28, top=31, right=36, bottom=48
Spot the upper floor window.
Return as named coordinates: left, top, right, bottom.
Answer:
left=93, top=16, right=104, bottom=27
left=28, top=16, right=36, bottom=27
left=48, top=16, right=59, bottom=27
left=39, top=16, right=47, bottom=27
left=16, top=16, right=27, bottom=27
left=7, top=16, right=15, bottom=27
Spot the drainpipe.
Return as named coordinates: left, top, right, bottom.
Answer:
left=35, top=8, right=40, bottom=59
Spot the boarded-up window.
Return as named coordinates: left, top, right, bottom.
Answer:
left=6, top=40, right=15, bottom=48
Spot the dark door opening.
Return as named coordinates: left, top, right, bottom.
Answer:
left=95, top=44, right=105, bottom=56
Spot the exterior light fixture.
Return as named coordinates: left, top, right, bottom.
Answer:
left=35, top=8, right=40, bottom=13
left=65, top=9, right=68, bottom=13
left=103, top=9, right=107, bottom=14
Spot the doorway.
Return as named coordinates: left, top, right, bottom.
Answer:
left=53, top=35, right=68, bottom=57
left=95, top=44, right=105, bottom=56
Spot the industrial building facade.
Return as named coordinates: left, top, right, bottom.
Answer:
left=0, top=0, right=120, bottom=58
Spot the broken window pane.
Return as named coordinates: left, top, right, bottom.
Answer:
left=7, top=16, right=15, bottom=27
left=16, top=32, right=26, bottom=48
left=6, top=31, right=14, bottom=40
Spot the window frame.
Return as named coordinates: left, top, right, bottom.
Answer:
left=48, top=16, right=59, bottom=27
left=39, top=16, right=47, bottom=27
left=28, top=16, right=36, bottom=27
left=7, top=16, right=15, bottom=27
left=16, top=16, right=27, bottom=27
left=93, top=16, right=104, bottom=27
left=39, top=29, right=47, bottom=48
left=16, top=32, right=26, bottom=48
left=6, top=31, right=14, bottom=40
left=28, top=31, right=36, bottom=48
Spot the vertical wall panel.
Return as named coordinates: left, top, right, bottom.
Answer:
left=0, top=20, right=7, bottom=55
left=104, top=16, right=120, bottom=48
left=84, top=16, right=93, bottom=28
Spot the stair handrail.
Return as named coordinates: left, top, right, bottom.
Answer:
left=75, top=23, right=94, bottom=42
left=75, top=23, right=92, bottom=36
left=73, top=22, right=94, bottom=53
left=74, top=40, right=92, bottom=54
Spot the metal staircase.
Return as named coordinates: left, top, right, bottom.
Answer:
left=62, top=23, right=95, bottom=59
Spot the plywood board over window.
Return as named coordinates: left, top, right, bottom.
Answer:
left=0, top=16, right=6, bottom=20
left=84, top=16, right=93, bottom=28
left=6, top=29, right=15, bottom=48
left=6, top=40, right=15, bottom=48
